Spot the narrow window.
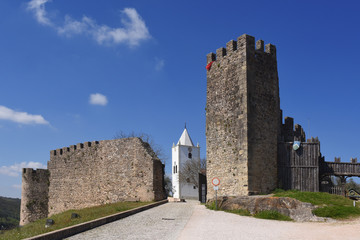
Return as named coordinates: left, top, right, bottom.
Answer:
left=173, top=166, right=175, bottom=174
left=188, top=153, right=192, bottom=159
left=176, top=165, right=178, bottom=173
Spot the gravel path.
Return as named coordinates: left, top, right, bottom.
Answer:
left=179, top=204, right=360, bottom=240
left=66, top=200, right=197, bottom=240
left=67, top=200, right=360, bottom=240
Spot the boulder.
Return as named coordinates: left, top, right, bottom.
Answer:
left=209, top=195, right=325, bottom=222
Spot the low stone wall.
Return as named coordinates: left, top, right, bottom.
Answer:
left=24, top=200, right=168, bottom=240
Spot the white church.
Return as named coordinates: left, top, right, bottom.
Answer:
left=172, top=127, right=200, bottom=200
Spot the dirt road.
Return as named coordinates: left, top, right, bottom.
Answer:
left=68, top=200, right=360, bottom=240
left=179, top=203, right=360, bottom=240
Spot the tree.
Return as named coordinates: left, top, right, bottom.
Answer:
left=114, top=131, right=166, bottom=163
left=179, top=157, right=206, bottom=188
left=345, top=178, right=360, bottom=193
left=164, top=175, right=173, bottom=197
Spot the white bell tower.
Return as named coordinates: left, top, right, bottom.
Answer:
left=172, top=125, right=200, bottom=199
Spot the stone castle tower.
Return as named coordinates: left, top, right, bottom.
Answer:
left=206, top=34, right=280, bottom=199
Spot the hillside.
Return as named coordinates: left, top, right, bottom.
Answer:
left=0, top=196, right=20, bottom=230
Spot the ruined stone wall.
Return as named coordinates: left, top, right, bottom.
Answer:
left=20, top=168, right=49, bottom=226
left=48, top=138, right=165, bottom=216
left=206, top=34, right=280, bottom=199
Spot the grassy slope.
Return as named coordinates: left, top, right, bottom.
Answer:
left=206, top=201, right=292, bottom=221
left=0, top=197, right=21, bottom=230
left=273, top=190, right=360, bottom=219
left=0, top=201, right=150, bottom=240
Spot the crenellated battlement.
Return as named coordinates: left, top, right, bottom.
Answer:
left=22, top=168, right=48, bottom=176
left=20, top=167, right=49, bottom=226
left=47, top=137, right=165, bottom=216
left=281, top=116, right=306, bottom=142
left=206, top=33, right=280, bottom=197
left=307, top=137, right=320, bottom=143
left=206, top=34, right=276, bottom=64
left=51, top=141, right=100, bottom=156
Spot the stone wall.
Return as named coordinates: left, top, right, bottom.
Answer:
left=206, top=34, right=280, bottom=199
left=20, top=168, right=49, bottom=226
left=48, top=138, right=165, bottom=216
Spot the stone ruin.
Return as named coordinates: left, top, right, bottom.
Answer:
left=205, top=34, right=360, bottom=200
left=20, top=138, right=165, bottom=225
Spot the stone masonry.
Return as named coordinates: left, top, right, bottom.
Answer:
left=206, top=34, right=280, bottom=199
left=20, top=137, right=165, bottom=225
left=20, top=168, right=49, bottom=225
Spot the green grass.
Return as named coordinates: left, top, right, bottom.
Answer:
left=274, top=190, right=360, bottom=219
left=273, top=190, right=353, bottom=206
left=313, top=206, right=360, bottom=219
left=205, top=201, right=218, bottom=211
left=205, top=202, right=288, bottom=220
left=205, top=190, right=360, bottom=221
left=0, top=201, right=151, bottom=240
left=224, top=209, right=251, bottom=216
left=254, top=210, right=292, bottom=221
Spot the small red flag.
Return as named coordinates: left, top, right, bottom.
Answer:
left=206, top=61, right=214, bottom=71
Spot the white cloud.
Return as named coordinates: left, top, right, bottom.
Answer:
left=0, top=162, right=47, bottom=177
left=89, top=93, right=108, bottom=106
left=27, top=0, right=53, bottom=26
left=155, top=58, right=165, bottom=71
left=27, top=0, right=151, bottom=47
left=0, top=105, right=49, bottom=125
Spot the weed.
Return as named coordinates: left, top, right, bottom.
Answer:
left=224, top=209, right=251, bottom=216
left=254, top=210, right=292, bottom=221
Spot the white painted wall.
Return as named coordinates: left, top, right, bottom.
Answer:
left=172, top=136, right=200, bottom=199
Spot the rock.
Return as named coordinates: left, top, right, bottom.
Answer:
left=45, top=219, right=55, bottom=228
left=71, top=213, right=80, bottom=219
left=209, top=196, right=325, bottom=222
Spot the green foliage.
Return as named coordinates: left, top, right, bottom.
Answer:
left=254, top=210, right=292, bottom=221
left=206, top=202, right=287, bottom=219
left=272, top=188, right=286, bottom=194
left=0, top=201, right=150, bottom=240
left=224, top=209, right=251, bottom=216
left=273, top=189, right=360, bottom=219
left=0, top=197, right=20, bottom=230
left=273, top=190, right=352, bottom=206
left=345, top=178, right=360, bottom=193
left=313, top=206, right=360, bottom=219
left=205, top=201, right=218, bottom=210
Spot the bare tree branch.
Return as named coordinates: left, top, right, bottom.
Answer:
left=114, top=131, right=166, bottom=163
left=179, top=158, right=206, bottom=188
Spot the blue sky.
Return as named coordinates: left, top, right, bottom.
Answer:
left=0, top=0, right=359, bottom=198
